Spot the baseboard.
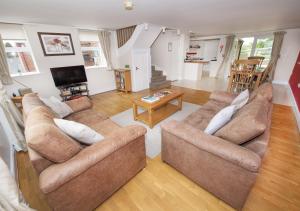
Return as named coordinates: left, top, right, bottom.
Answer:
left=287, top=85, right=300, bottom=131
left=272, top=80, right=289, bottom=85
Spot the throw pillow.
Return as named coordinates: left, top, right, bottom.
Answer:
left=204, top=105, right=237, bottom=135
left=231, top=89, right=249, bottom=109
left=40, top=96, right=73, bottom=118
left=215, top=97, right=269, bottom=144
left=54, top=118, right=104, bottom=144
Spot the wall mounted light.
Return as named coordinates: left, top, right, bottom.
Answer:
left=124, top=0, right=133, bottom=10
left=162, top=27, right=166, bottom=33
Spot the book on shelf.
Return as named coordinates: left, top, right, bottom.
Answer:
left=141, top=95, right=160, bottom=103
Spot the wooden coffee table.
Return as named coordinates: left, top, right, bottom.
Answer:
left=132, top=89, right=184, bottom=128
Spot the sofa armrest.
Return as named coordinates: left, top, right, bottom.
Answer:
left=161, top=120, right=261, bottom=172
left=39, top=125, right=147, bottom=194
left=65, top=96, right=93, bottom=113
left=209, top=91, right=237, bottom=104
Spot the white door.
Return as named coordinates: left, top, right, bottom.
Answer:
left=131, top=49, right=151, bottom=92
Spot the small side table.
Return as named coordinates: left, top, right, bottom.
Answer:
left=11, top=96, right=23, bottom=112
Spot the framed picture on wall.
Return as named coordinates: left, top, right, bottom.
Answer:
left=38, top=32, right=75, bottom=56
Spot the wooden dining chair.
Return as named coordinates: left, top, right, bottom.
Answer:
left=248, top=56, right=265, bottom=68
left=259, top=61, right=274, bottom=85
left=228, top=59, right=261, bottom=93
left=232, top=59, right=261, bottom=71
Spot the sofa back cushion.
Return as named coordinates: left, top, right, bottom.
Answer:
left=22, top=93, right=46, bottom=120
left=215, top=97, right=269, bottom=145
left=25, top=106, right=81, bottom=163
left=249, top=82, right=273, bottom=102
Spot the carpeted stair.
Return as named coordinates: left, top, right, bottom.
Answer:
left=150, top=66, right=171, bottom=90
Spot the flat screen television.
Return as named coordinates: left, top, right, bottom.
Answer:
left=50, top=65, right=87, bottom=87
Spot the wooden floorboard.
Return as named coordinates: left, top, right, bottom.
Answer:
left=17, top=86, right=300, bottom=211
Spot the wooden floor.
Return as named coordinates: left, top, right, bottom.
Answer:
left=17, top=86, right=300, bottom=211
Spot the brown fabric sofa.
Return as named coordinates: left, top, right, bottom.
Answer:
left=161, top=83, right=273, bottom=210
left=22, top=94, right=147, bottom=211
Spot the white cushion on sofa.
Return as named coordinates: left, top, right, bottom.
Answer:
left=204, top=105, right=237, bottom=135
left=41, top=96, right=73, bottom=118
left=231, top=89, right=249, bottom=109
left=54, top=118, right=104, bottom=144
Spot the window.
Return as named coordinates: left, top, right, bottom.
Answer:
left=3, top=39, right=38, bottom=76
left=240, top=35, right=274, bottom=68
left=80, top=41, right=107, bottom=68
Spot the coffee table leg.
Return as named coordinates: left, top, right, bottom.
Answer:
left=148, top=108, right=153, bottom=128
left=178, top=96, right=183, bottom=110
left=133, top=103, right=138, bottom=120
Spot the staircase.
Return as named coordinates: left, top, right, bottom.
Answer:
left=150, top=66, right=171, bottom=90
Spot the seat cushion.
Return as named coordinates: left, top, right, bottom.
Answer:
left=183, top=100, right=229, bottom=130
left=25, top=106, right=82, bottom=163
left=215, top=97, right=269, bottom=145
left=66, top=109, right=108, bottom=125
left=65, top=109, right=120, bottom=136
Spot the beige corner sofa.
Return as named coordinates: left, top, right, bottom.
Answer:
left=22, top=94, right=147, bottom=211
left=161, top=83, right=273, bottom=210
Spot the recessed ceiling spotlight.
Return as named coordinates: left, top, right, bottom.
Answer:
left=124, top=0, right=133, bottom=10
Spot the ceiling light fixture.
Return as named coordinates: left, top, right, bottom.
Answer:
left=124, top=0, right=134, bottom=10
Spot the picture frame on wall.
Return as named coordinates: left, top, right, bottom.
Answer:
left=38, top=32, right=75, bottom=56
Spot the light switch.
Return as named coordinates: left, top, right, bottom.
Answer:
left=298, top=83, right=300, bottom=88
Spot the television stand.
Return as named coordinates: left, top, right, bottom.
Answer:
left=58, top=83, right=89, bottom=101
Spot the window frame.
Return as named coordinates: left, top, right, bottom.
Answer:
left=80, top=41, right=107, bottom=69
left=3, top=39, right=39, bottom=77
left=240, top=34, right=274, bottom=67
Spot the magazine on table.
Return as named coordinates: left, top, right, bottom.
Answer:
left=141, top=95, right=160, bottom=103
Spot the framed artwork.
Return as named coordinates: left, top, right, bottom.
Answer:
left=38, top=32, right=75, bottom=56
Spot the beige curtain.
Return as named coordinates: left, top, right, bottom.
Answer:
left=0, top=34, right=13, bottom=85
left=0, top=82, right=26, bottom=151
left=268, top=31, right=286, bottom=80
left=98, top=31, right=113, bottom=70
left=235, top=39, right=244, bottom=60
left=0, top=157, right=35, bottom=211
left=217, top=35, right=235, bottom=78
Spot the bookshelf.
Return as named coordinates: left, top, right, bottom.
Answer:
left=114, top=69, right=132, bottom=93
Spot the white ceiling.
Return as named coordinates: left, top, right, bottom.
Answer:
left=0, top=0, right=300, bottom=35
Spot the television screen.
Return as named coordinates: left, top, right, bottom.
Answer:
left=50, top=65, right=87, bottom=87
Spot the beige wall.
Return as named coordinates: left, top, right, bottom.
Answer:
left=273, top=28, right=300, bottom=84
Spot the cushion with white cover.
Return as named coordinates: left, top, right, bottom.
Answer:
left=230, top=89, right=249, bottom=110
left=204, top=105, right=237, bottom=135
left=54, top=118, right=104, bottom=144
left=40, top=96, right=73, bottom=118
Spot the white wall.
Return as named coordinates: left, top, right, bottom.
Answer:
left=151, top=31, right=182, bottom=81
left=273, top=28, right=300, bottom=84
left=4, top=24, right=116, bottom=97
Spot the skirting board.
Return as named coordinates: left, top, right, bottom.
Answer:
left=287, top=84, right=300, bottom=131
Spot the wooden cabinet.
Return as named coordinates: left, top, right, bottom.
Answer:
left=114, top=69, right=132, bottom=93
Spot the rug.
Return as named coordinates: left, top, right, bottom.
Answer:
left=111, top=102, right=200, bottom=158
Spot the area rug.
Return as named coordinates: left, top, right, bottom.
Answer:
left=111, top=102, right=200, bottom=158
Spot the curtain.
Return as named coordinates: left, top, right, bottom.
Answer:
left=98, top=31, right=113, bottom=70
left=216, top=35, right=235, bottom=78
left=268, top=31, right=286, bottom=80
left=0, top=34, right=13, bottom=85
left=235, top=39, right=244, bottom=60
left=0, top=157, right=35, bottom=211
left=0, top=81, right=26, bottom=151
